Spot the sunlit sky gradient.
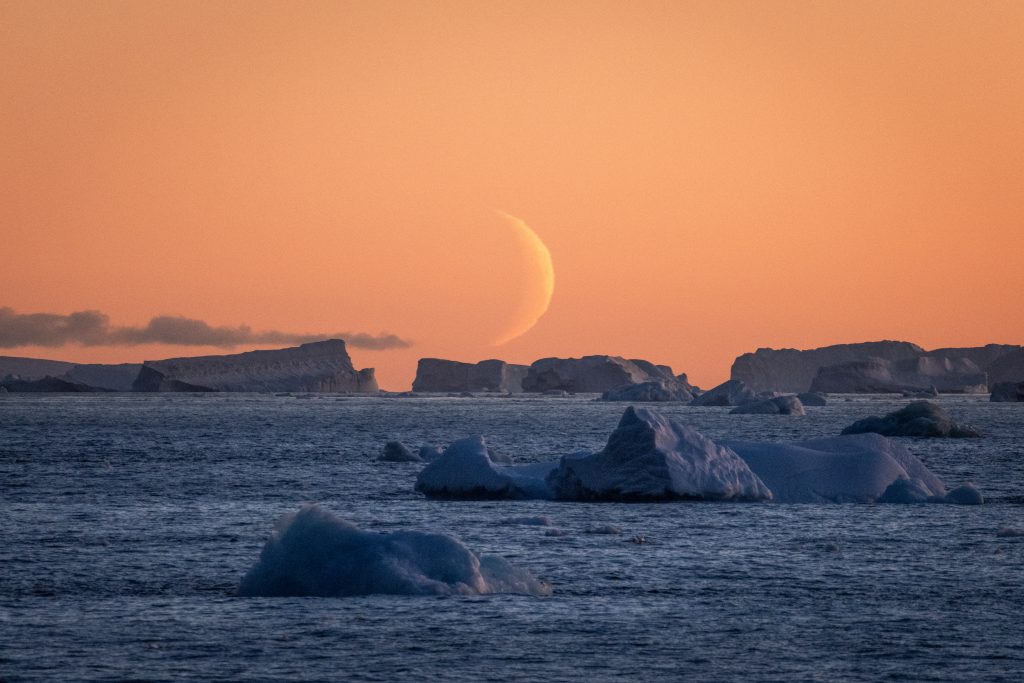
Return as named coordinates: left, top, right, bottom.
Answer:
left=3, top=1, right=1022, bottom=389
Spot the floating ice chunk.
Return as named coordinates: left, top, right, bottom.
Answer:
left=379, top=441, right=422, bottom=462
left=841, top=401, right=982, bottom=438
left=238, top=504, right=551, bottom=597
left=797, top=392, right=828, bottom=406
left=729, top=395, right=805, bottom=415
left=996, top=525, right=1024, bottom=537
left=877, top=477, right=937, bottom=504
left=724, top=433, right=947, bottom=504
left=690, top=379, right=757, bottom=407
left=944, top=483, right=983, bottom=505
left=414, top=436, right=557, bottom=499
left=546, top=407, right=772, bottom=501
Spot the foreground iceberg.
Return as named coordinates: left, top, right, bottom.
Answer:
left=239, top=505, right=551, bottom=597
left=547, top=407, right=772, bottom=501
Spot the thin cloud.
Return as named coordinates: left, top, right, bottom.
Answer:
left=0, top=308, right=410, bottom=350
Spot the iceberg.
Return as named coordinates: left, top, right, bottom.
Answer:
left=729, top=395, right=805, bottom=415
left=797, top=392, right=828, bottom=406
left=723, top=433, right=947, bottom=503
left=840, top=401, right=982, bottom=438
left=990, top=381, right=1024, bottom=402
left=238, top=504, right=551, bottom=597
left=414, top=436, right=558, bottom=499
left=379, top=441, right=422, bottom=462
left=546, top=407, right=772, bottom=501
left=412, top=407, right=980, bottom=505
left=689, top=379, right=758, bottom=407
left=600, top=380, right=694, bottom=402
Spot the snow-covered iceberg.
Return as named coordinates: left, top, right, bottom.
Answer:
left=546, top=407, right=772, bottom=501
left=411, top=407, right=980, bottom=505
left=723, top=433, right=948, bottom=503
left=239, top=504, right=551, bottom=597
left=414, top=436, right=557, bottom=499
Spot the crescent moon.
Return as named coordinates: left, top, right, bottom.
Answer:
left=491, top=211, right=555, bottom=346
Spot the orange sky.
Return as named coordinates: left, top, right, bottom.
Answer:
left=2, top=0, right=1022, bottom=390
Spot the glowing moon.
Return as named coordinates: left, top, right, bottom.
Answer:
left=491, top=211, right=555, bottom=346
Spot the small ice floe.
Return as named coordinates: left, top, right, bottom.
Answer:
left=996, top=525, right=1024, bottom=538
left=630, top=534, right=647, bottom=545
left=239, top=504, right=551, bottom=597
left=379, top=440, right=422, bottom=463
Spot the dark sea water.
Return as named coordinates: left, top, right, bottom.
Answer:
left=2, top=393, right=1023, bottom=682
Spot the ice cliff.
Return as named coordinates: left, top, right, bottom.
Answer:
left=412, top=358, right=528, bottom=392
left=132, top=339, right=378, bottom=392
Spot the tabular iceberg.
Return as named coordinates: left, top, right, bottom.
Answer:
left=239, top=504, right=551, bottom=597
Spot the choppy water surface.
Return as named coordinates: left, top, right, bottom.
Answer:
left=2, top=393, right=1023, bottom=681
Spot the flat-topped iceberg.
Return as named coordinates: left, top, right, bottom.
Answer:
left=547, top=407, right=772, bottom=501
left=239, top=504, right=551, bottom=597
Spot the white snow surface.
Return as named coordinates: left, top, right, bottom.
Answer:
left=723, top=432, right=947, bottom=503
left=238, top=504, right=551, bottom=597
left=546, top=407, right=772, bottom=501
